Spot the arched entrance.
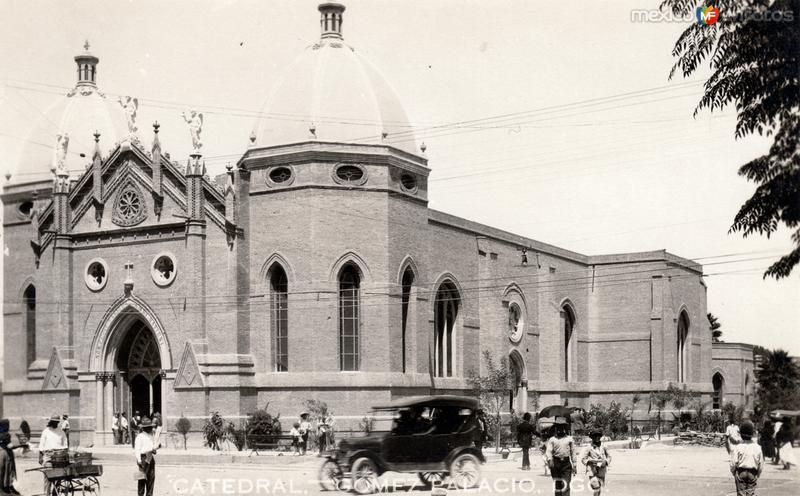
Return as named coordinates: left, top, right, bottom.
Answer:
left=91, top=297, right=171, bottom=445
left=712, top=372, right=724, bottom=409
left=117, top=319, right=163, bottom=417
left=509, top=350, right=528, bottom=413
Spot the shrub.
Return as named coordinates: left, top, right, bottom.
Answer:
left=586, top=402, right=630, bottom=440
left=245, top=406, right=282, bottom=448
left=175, top=416, right=192, bottom=450
left=203, top=412, right=225, bottom=450
left=358, top=416, right=374, bottom=434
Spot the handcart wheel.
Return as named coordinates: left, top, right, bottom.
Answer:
left=52, top=479, right=73, bottom=496
left=82, top=476, right=102, bottom=496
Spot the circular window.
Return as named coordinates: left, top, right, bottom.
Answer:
left=508, top=302, right=524, bottom=343
left=333, top=164, right=367, bottom=186
left=85, top=259, right=109, bottom=291
left=18, top=201, right=34, bottom=218
left=400, top=173, right=418, bottom=192
left=151, top=253, right=177, bottom=287
left=268, top=167, right=293, bottom=185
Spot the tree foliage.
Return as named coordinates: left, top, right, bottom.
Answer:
left=707, top=312, right=722, bottom=342
left=661, top=0, right=800, bottom=278
left=754, top=347, right=800, bottom=413
left=175, top=416, right=192, bottom=450
left=467, top=350, right=514, bottom=451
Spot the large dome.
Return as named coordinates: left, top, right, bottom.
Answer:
left=13, top=43, right=126, bottom=185
left=254, top=3, right=419, bottom=156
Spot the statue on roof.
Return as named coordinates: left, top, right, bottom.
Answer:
left=54, top=133, right=70, bottom=172
left=119, top=96, right=139, bottom=135
left=182, top=109, right=203, bottom=153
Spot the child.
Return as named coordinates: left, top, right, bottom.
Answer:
left=729, top=420, right=763, bottom=496
left=290, top=422, right=302, bottom=456
left=581, top=429, right=611, bottom=496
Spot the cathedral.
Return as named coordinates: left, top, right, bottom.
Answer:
left=2, top=4, right=716, bottom=446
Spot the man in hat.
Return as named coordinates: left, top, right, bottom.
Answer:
left=516, top=412, right=535, bottom=470
left=729, top=420, right=763, bottom=496
left=112, top=412, right=121, bottom=445
left=299, top=412, right=312, bottom=455
left=544, top=417, right=576, bottom=496
left=39, top=414, right=67, bottom=496
left=581, top=429, right=611, bottom=496
left=134, top=417, right=161, bottom=496
left=130, top=411, right=142, bottom=448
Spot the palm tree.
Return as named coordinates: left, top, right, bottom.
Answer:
left=755, top=348, right=800, bottom=413
left=707, top=313, right=722, bottom=342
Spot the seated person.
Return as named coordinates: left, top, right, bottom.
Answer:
left=392, top=410, right=415, bottom=435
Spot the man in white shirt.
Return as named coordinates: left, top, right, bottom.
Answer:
left=39, top=414, right=67, bottom=496
left=725, top=417, right=741, bottom=454
left=134, top=417, right=160, bottom=496
left=112, top=413, right=120, bottom=445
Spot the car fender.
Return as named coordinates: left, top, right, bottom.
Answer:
left=347, top=450, right=387, bottom=475
left=445, top=445, right=485, bottom=466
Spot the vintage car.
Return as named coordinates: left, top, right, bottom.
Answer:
left=318, top=395, right=485, bottom=494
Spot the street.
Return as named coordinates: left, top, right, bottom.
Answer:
left=10, top=446, right=800, bottom=495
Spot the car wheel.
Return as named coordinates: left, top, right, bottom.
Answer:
left=318, top=459, right=343, bottom=491
left=350, top=457, right=380, bottom=494
left=449, top=453, right=481, bottom=489
left=418, top=472, right=447, bottom=488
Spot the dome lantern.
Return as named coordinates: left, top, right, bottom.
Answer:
left=319, top=3, right=345, bottom=40
left=74, top=40, right=99, bottom=87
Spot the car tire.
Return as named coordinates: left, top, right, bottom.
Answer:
left=318, top=459, right=343, bottom=491
left=417, top=472, right=447, bottom=488
left=350, top=457, right=380, bottom=494
left=449, top=453, right=481, bottom=489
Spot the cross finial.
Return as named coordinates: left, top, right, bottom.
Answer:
left=84, top=39, right=90, bottom=51
left=153, top=121, right=160, bottom=134
left=93, top=130, right=100, bottom=142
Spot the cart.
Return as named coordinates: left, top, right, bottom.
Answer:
left=27, top=462, right=103, bottom=495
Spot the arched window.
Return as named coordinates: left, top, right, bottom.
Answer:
left=401, top=267, right=414, bottom=374
left=434, top=281, right=459, bottom=377
left=562, top=305, right=575, bottom=382
left=24, top=285, right=36, bottom=366
left=712, top=372, right=724, bottom=409
left=270, top=265, right=289, bottom=372
left=677, top=311, right=690, bottom=382
left=339, top=264, right=360, bottom=371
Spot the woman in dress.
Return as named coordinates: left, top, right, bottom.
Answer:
left=776, top=420, right=797, bottom=470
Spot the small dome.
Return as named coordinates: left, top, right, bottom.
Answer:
left=254, top=4, right=418, bottom=156
left=12, top=43, right=126, bottom=185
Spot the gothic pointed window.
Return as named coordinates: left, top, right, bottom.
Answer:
left=270, top=265, right=289, bottom=372
left=339, top=264, right=360, bottom=371
left=562, top=305, right=575, bottom=382
left=24, top=285, right=36, bottom=366
left=401, top=266, right=415, bottom=374
left=434, top=281, right=459, bottom=377
left=677, top=311, right=690, bottom=382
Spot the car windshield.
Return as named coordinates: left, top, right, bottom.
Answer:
left=388, top=405, right=474, bottom=436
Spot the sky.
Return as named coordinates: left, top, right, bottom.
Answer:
left=0, top=0, right=798, bottom=355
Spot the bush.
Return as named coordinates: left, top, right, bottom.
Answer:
left=586, top=402, right=630, bottom=440
left=203, top=412, right=226, bottom=450
left=245, top=406, right=282, bottom=448
left=175, top=416, right=192, bottom=450
left=358, top=416, right=374, bottom=434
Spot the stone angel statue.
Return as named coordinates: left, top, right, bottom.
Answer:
left=182, top=109, right=204, bottom=152
left=119, top=96, right=139, bottom=134
left=53, top=133, right=70, bottom=172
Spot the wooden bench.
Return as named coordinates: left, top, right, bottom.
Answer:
left=247, top=435, right=296, bottom=457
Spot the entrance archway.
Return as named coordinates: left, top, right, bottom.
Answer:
left=116, top=318, right=163, bottom=419
left=712, top=372, right=724, bottom=409
left=509, top=350, right=528, bottom=413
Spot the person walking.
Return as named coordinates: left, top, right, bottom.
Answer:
left=729, top=420, right=763, bottom=496
left=544, top=417, right=576, bottom=496
left=475, top=409, right=488, bottom=452
left=134, top=417, right=160, bottom=496
left=725, top=416, right=741, bottom=455
left=60, top=414, right=71, bottom=448
left=759, top=420, right=776, bottom=462
left=290, top=422, right=302, bottom=456
left=581, top=429, right=611, bottom=496
left=776, top=421, right=797, bottom=470
left=0, top=418, right=24, bottom=495
left=38, top=414, right=68, bottom=496
left=517, top=412, right=535, bottom=470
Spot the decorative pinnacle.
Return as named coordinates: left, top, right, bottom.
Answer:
left=93, top=130, right=100, bottom=142
left=420, top=142, right=427, bottom=153
left=84, top=39, right=90, bottom=51
left=153, top=121, right=160, bottom=134
left=226, top=163, right=233, bottom=172
left=249, top=130, right=256, bottom=144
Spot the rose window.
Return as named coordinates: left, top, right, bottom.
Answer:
left=112, top=182, right=147, bottom=227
